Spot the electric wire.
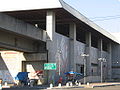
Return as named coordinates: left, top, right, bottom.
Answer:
left=90, top=16, right=120, bottom=21
left=64, top=0, right=120, bottom=22
left=89, top=15, right=120, bottom=21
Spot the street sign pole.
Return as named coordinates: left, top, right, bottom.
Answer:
left=98, top=58, right=106, bottom=83
left=58, top=50, right=62, bottom=76
left=81, top=53, right=89, bottom=84
left=44, top=63, right=57, bottom=85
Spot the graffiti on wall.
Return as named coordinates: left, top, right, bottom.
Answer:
left=55, top=33, right=69, bottom=76
left=0, top=51, right=23, bottom=83
left=0, top=70, right=14, bottom=83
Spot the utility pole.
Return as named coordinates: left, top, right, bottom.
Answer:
left=98, top=58, right=106, bottom=83
left=58, top=50, right=62, bottom=76
left=81, top=53, right=89, bottom=84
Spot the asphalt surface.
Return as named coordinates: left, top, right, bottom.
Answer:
left=69, top=86, right=120, bottom=90
left=2, top=86, right=120, bottom=90
left=2, top=87, right=45, bottom=90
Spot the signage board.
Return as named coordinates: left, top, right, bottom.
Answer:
left=44, top=63, right=57, bottom=70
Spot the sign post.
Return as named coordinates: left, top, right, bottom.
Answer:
left=44, top=63, right=56, bottom=87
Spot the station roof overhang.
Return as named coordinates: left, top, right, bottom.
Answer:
left=0, top=0, right=119, bottom=44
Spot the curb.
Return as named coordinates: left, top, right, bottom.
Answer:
left=92, top=84, right=120, bottom=88
left=47, top=86, right=84, bottom=89
left=46, top=83, right=120, bottom=89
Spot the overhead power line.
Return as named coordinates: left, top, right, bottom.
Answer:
left=89, top=15, right=120, bottom=21
left=89, top=15, right=120, bottom=19
left=64, top=0, right=120, bottom=21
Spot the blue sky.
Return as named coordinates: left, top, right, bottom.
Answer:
left=63, top=0, right=120, bottom=33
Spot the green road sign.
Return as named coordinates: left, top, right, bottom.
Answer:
left=44, top=63, right=57, bottom=70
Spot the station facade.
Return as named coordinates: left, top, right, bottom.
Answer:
left=0, top=0, right=120, bottom=84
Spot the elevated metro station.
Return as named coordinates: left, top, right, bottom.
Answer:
left=0, top=0, right=120, bottom=84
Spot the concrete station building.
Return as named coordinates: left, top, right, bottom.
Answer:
left=0, top=0, right=120, bottom=84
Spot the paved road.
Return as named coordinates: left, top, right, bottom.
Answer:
left=68, top=86, right=120, bottom=90
left=2, top=86, right=120, bottom=90
left=74, top=86, right=120, bottom=90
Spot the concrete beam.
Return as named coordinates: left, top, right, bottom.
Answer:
left=0, top=12, right=45, bottom=41
left=0, top=31, right=44, bottom=52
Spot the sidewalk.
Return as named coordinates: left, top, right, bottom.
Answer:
left=1, top=82, right=120, bottom=89
left=86, top=82, right=120, bottom=88
left=50, top=82, right=120, bottom=89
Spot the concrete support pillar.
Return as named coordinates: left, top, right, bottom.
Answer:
left=85, top=32, right=91, bottom=76
left=46, top=11, right=55, bottom=41
left=98, top=39, right=103, bottom=75
left=107, top=42, right=112, bottom=80
left=69, top=23, right=76, bottom=71
left=46, top=10, right=55, bottom=54
left=98, top=39, right=103, bottom=57
left=46, top=11, right=56, bottom=84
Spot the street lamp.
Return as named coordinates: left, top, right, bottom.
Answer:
left=113, top=61, right=119, bottom=64
left=81, top=53, right=89, bottom=84
left=98, top=58, right=106, bottom=83
left=58, top=50, right=62, bottom=76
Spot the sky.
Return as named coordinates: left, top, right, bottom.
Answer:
left=63, top=0, right=120, bottom=33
